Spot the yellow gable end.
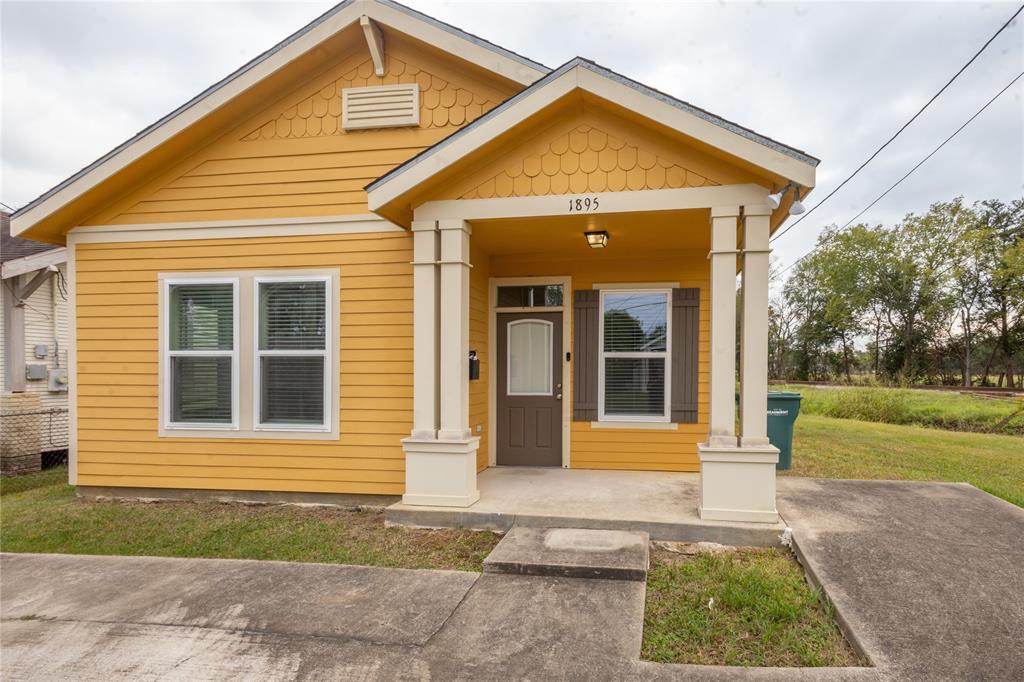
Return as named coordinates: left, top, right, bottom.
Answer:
left=431, top=100, right=772, bottom=204
left=83, top=36, right=520, bottom=227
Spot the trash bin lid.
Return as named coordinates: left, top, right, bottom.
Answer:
left=767, top=391, right=802, bottom=400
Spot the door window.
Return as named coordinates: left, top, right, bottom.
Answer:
left=507, top=319, right=553, bottom=395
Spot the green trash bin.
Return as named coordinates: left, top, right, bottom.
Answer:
left=766, top=392, right=802, bottom=470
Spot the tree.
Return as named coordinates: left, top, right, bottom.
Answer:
left=978, top=199, right=1024, bottom=387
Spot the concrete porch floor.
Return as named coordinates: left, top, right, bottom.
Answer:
left=385, top=466, right=786, bottom=546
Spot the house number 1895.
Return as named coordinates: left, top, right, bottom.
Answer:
left=568, top=196, right=599, bottom=212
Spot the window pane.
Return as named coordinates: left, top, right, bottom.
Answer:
left=169, top=283, right=233, bottom=351
left=497, top=285, right=563, bottom=308
left=170, top=356, right=232, bottom=423
left=260, top=356, right=325, bottom=425
left=259, top=280, right=326, bottom=350
left=603, top=292, right=667, bottom=352
left=508, top=321, right=552, bottom=395
left=604, top=357, right=665, bottom=417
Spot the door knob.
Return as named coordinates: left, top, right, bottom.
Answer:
left=556, top=393, right=562, bottom=400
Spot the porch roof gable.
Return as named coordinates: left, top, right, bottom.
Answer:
left=366, top=57, right=819, bottom=214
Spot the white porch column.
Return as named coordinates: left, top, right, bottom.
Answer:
left=410, top=220, right=439, bottom=440
left=706, top=207, right=739, bottom=448
left=740, top=206, right=773, bottom=447
left=438, top=219, right=472, bottom=441
left=699, top=205, right=778, bottom=524
left=401, top=219, right=479, bottom=508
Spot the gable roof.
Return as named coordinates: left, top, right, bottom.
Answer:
left=367, top=57, right=818, bottom=214
left=10, top=0, right=549, bottom=241
left=1, top=212, right=54, bottom=263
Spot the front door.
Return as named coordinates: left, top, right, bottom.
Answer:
left=496, top=312, right=563, bottom=466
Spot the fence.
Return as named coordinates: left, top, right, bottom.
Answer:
left=1, top=400, right=69, bottom=475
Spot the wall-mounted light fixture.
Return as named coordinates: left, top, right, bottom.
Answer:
left=765, top=183, right=806, bottom=215
left=584, top=230, right=609, bottom=248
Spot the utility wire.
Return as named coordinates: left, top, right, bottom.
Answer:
left=775, top=69, right=1024, bottom=279
left=771, top=2, right=1024, bottom=244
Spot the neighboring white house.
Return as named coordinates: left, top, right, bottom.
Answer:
left=1, top=212, right=70, bottom=475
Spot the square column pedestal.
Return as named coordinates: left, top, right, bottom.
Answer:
left=698, top=444, right=779, bottom=523
left=401, top=437, right=481, bottom=507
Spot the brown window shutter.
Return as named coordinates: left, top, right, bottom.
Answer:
left=671, top=288, right=700, bottom=424
left=572, top=289, right=599, bottom=421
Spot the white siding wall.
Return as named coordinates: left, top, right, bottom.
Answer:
left=3, top=265, right=69, bottom=410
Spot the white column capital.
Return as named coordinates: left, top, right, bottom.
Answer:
left=411, top=219, right=438, bottom=232
left=437, top=218, right=472, bottom=235
left=742, top=203, right=774, bottom=217
left=710, top=205, right=741, bottom=219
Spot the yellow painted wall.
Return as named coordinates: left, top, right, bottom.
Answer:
left=488, top=250, right=709, bottom=472
left=469, top=241, right=490, bottom=472
left=83, top=37, right=517, bottom=226
left=74, top=231, right=413, bottom=495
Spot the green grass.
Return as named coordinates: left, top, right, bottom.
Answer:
left=642, top=548, right=859, bottom=667
left=775, top=385, right=1024, bottom=436
left=0, top=467, right=499, bottom=571
left=785, top=414, right=1024, bottom=507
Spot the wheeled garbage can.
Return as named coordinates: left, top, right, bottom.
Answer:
left=766, top=392, right=802, bottom=470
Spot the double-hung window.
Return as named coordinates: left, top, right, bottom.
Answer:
left=255, top=277, right=330, bottom=431
left=164, top=279, right=239, bottom=429
left=161, top=270, right=337, bottom=437
left=598, top=289, right=671, bottom=421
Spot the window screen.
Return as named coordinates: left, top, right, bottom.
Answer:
left=257, top=279, right=328, bottom=427
left=601, top=291, right=669, bottom=419
left=167, top=282, right=235, bottom=425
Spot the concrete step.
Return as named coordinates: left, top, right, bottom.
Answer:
left=483, top=527, right=649, bottom=582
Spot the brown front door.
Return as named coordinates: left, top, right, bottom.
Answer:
left=496, top=312, right=563, bottom=466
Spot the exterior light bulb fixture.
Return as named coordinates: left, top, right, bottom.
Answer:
left=789, top=187, right=806, bottom=215
left=766, top=190, right=783, bottom=209
left=584, top=230, right=609, bottom=248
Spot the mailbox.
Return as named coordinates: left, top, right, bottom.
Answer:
left=468, top=350, right=480, bottom=381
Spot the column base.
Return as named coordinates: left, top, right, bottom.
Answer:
left=401, top=436, right=480, bottom=507
left=698, top=443, right=779, bottom=523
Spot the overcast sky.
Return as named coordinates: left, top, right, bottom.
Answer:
left=2, top=1, right=1022, bottom=269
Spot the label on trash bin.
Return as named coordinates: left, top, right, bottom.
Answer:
left=767, top=409, right=789, bottom=416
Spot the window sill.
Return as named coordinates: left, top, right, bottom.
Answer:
left=159, top=426, right=340, bottom=440
left=590, top=421, right=678, bottom=431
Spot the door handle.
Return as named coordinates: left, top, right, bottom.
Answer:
left=556, top=393, right=562, bottom=400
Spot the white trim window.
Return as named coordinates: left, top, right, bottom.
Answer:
left=163, top=278, right=239, bottom=429
left=254, top=276, right=331, bottom=432
left=598, top=289, right=671, bottom=422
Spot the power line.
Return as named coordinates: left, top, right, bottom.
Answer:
left=771, top=2, right=1024, bottom=244
left=775, top=69, right=1024, bottom=280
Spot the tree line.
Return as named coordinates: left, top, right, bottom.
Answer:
left=769, top=197, right=1024, bottom=387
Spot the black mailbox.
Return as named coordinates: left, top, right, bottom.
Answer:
left=468, top=350, right=480, bottom=380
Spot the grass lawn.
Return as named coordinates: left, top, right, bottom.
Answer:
left=786, top=414, right=1024, bottom=507
left=0, top=467, right=499, bottom=571
left=775, top=384, right=1024, bottom=436
left=643, top=547, right=859, bottom=667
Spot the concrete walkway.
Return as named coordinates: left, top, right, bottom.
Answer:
left=778, top=478, right=1024, bottom=681
left=2, top=478, right=1021, bottom=680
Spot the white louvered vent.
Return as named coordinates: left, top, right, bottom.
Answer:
left=342, top=84, right=420, bottom=130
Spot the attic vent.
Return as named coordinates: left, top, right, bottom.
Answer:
left=342, top=84, right=420, bottom=130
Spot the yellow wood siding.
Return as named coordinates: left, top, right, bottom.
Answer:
left=75, top=231, right=412, bottom=495
left=83, top=38, right=517, bottom=227
left=489, top=250, right=709, bottom=472
left=469, top=241, right=490, bottom=471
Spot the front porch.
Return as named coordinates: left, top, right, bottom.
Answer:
left=386, top=466, right=786, bottom=546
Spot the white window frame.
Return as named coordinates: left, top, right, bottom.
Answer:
left=597, top=288, right=672, bottom=423
left=161, top=277, right=240, bottom=431
left=506, top=318, right=554, bottom=396
left=253, top=275, right=332, bottom=433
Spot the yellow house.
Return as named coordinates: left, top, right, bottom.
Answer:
left=11, top=0, right=817, bottom=523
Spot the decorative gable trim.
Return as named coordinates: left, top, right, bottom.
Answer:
left=11, top=0, right=548, bottom=241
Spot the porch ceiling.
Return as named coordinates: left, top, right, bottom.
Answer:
left=470, top=207, right=709, bottom=257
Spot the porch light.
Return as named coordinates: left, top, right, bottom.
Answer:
left=584, top=230, right=609, bottom=248
left=766, top=189, right=783, bottom=209
left=789, top=187, right=806, bottom=215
